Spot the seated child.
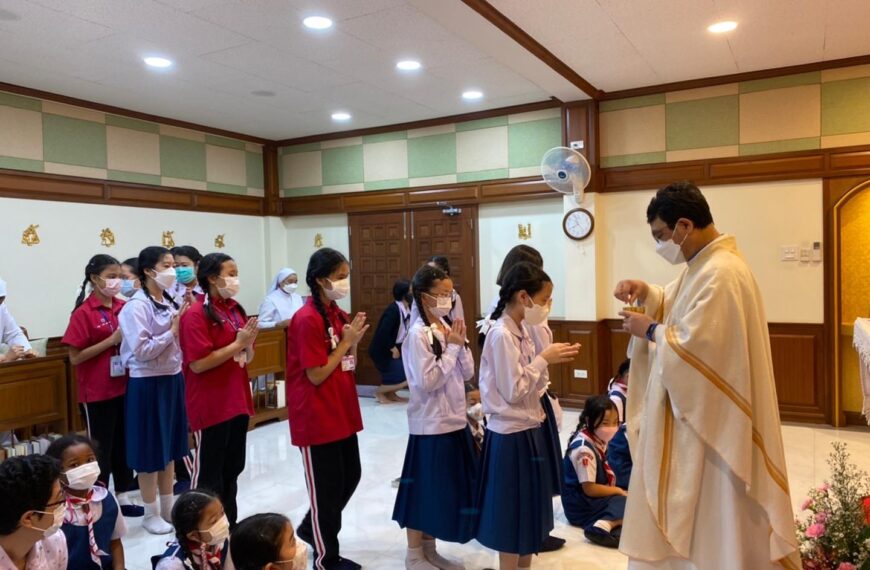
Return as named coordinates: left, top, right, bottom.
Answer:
left=231, top=513, right=306, bottom=570
left=155, top=490, right=229, bottom=570
left=561, top=395, right=626, bottom=549
left=0, top=454, right=68, bottom=569
left=46, top=434, right=126, bottom=570
left=465, top=385, right=485, bottom=453
left=606, top=359, right=632, bottom=490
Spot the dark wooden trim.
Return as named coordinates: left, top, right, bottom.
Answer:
left=263, top=144, right=280, bottom=216
left=600, top=143, right=870, bottom=193
left=0, top=168, right=265, bottom=216
left=0, top=82, right=269, bottom=144
left=600, top=54, right=870, bottom=100
left=275, top=99, right=562, bottom=146
left=844, top=411, right=868, bottom=427
left=280, top=176, right=558, bottom=215
left=459, top=0, right=600, bottom=99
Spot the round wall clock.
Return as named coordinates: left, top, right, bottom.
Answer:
left=563, top=208, right=594, bottom=241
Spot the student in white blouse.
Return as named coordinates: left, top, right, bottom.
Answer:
left=0, top=455, right=69, bottom=570
left=0, top=277, right=37, bottom=362
left=258, top=268, right=304, bottom=328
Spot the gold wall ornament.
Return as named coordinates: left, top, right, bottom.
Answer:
left=314, top=233, right=324, bottom=248
left=21, top=224, right=40, bottom=247
left=162, top=230, right=175, bottom=248
left=214, top=234, right=226, bottom=249
left=518, top=223, right=532, bottom=240
left=100, top=228, right=116, bottom=248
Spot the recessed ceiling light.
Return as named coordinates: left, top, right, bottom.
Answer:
left=143, top=56, right=173, bottom=68
left=331, top=112, right=351, bottom=121
left=396, top=60, right=422, bottom=71
left=707, top=20, right=738, bottom=33
left=303, top=16, right=333, bottom=30
left=462, top=90, right=484, bottom=100
left=251, top=90, right=276, bottom=97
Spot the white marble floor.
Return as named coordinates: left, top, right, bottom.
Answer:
left=122, top=399, right=870, bottom=570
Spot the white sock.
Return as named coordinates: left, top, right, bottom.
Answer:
left=405, top=547, right=438, bottom=570
left=593, top=520, right=614, bottom=533
left=143, top=501, right=174, bottom=535
left=159, top=494, right=175, bottom=523
left=422, top=539, right=465, bottom=570
left=117, top=492, right=133, bottom=506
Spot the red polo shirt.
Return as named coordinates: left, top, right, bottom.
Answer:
left=286, top=298, right=363, bottom=447
left=62, top=295, right=127, bottom=403
left=180, top=297, right=254, bottom=432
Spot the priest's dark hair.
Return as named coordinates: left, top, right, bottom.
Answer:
left=646, top=181, right=714, bottom=229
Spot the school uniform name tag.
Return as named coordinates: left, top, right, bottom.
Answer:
left=341, top=354, right=356, bottom=372
left=110, top=355, right=125, bottom=377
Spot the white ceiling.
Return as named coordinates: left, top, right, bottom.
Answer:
left=490, top=0, right=870, bottom=93
left=0, top=0, right=578, bottom=140
left=1, top=1, right=868, bottom=140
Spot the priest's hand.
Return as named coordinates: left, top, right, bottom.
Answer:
left=619, top=310, right=655, bottom=339
left=613, top=280, right=649, bottom=305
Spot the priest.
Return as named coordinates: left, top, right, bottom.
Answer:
left=614, top=181, right=799, bottom=569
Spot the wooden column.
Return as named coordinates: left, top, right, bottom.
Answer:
left=263, top=143, right=281, bottom=216
left=562, top=100, right=599, bottom=191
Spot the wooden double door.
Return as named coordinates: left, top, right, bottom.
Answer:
left=349, top=207, right=479, bottom=386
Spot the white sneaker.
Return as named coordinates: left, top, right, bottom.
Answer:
left=406, top=547, right=439, bottom=570
left=143, top=514, right=174, bottom=535
left=422, top=540, right=465, bottom=570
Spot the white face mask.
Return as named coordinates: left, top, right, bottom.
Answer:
left=523, top=297, right=551, bottom=326
left=218, top=276, right=240, bottom=299
left=275, top=544, right=308, bottom=570
left=325, top=278, right=350, bottom=301
left=64, top=460, right=101, bottom=491
left=655, top=227, right=689, bottom=265
left=281, top=282, right=298, bottom=295
left=200, top=514, right=230, bottom=546
left=425, top=293, right=452, bottom=318
left=467, top=402, right=483, bottom=423
left=31, top=504, right=65, bottom=538
left=98, top=278, right=122, bottom=298
left=152, top=268, right=177, bottom=291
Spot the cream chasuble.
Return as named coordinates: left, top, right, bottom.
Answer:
left=620, top=235, right=800, bottom=570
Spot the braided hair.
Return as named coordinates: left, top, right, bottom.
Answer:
left=137, top=246, right=179, bottom=309
left=196, top=253, right=247, bottom=327
left=496, top=245, right=543, bottom=286
left=170, top=489, right=220, bottom=563
left=569, top=394, right=617, bottom=443
left=305, top=248, right=349, bottom=352
left=411, top=264, right=450, bottom=360
left=73, top=254, right=120, bottom=310
left=479, top=261, right=551, bottom=347
left=427, top=255, right=451, bottom=276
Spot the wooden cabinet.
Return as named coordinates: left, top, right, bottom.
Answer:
left=247, top=325, right=289, bottom=429
left=0, top=355, right=69, bottom=437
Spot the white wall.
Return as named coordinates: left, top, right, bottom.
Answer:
left=281, top=213, right=351, bottom=312
left=0, top=197, right=268, bottom=339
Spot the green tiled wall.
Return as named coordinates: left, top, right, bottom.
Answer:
left=600, top=64, right=870, bottom=167
left=279, top=108, right=562, bottom=197
left=0, top=90, right=264, bottom=196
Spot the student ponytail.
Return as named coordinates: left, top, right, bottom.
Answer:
left=196, top=253, right=247, bottom=326
left=495, top=245, right=543, bottom=286
left=479, top=261, right=550, bottom=347
left=137, top=246, right=179, bottom=309
left=73, top=254, right=120, bottom=311
left=411, top=265, right=450, bottom=360
left=305, top=248, right=349, bottom=353
left=171, top=490, right=219, bottom=563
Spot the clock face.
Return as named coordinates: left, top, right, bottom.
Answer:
left=563, top=208, right=594, bottom=241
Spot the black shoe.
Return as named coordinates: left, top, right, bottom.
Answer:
left=120, top=504, right=145, bottom=518
left=338, top=558, right=361, bottom=570
left=584, top=527, right=620, bottom=549
left=173, top=480, right=190, bottom=495
left=539, top=533, right=566, bottom=552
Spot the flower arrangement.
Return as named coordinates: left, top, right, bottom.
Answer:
left=796, top=442, right=870, bottom=570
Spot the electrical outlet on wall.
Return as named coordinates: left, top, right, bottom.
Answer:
left=780, top=245, right=798, bottom=261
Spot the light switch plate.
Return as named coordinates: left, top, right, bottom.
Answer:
left=573, top=369, right=588, bottom=379
left=780, top=246, right=798, bottom=261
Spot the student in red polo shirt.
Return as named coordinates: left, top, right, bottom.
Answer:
left=179, top=252, right=258, bottom=529
left=286, top=247, right=369, bottom=570
left=62, top=254, right=143, bottom=518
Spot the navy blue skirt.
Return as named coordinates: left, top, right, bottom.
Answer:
left=607, top=424, right=632, bottom=491
left=125, top=373, right=189, bottom=473
left=540, top=394, right=563, bottom=496
left=561, top=486, right=627, bottom=529
left=380, top=356, right=406, bottom=385
left=476, top=427, right=554, bottom=555
left=392, top=427, right=479, bottom=543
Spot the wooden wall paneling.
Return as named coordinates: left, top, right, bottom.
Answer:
left=551, top=321, right=600, bottom=408
left=604, top=319, right=631, bottom=384
left=707, top=153, right=824, bottom=181
left=107, top=184, right=192, bottom=208
left=263, top=144, right=280, bottom=216
left=768, top=323, right=827, bottom=423
left=342, top=191, right=407, bottom=211
left=0, top=356, right=69, bottom=433
left=280, top=194, right=343, bottom=216
left=406, top=185, right=479, bottom=205
left=193, top=192, right=264, bottom=215
left=0, top=168, right=105, bottom=201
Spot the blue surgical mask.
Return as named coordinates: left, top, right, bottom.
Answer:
left=175, top=266, right=196, bottom=285
left=120, top=279, right=137, bottom=298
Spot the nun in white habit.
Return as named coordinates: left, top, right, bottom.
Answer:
left=258, top=268, right=304, bottom=328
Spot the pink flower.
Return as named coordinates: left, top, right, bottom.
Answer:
left=801, top=497, right=814, bottom=511
left=814, top=512, right=829, bottom=524
left=817, top=483, right=830, bottom=493
left=836, top=563, right=856, bottom=570
left=805, top=523, right=825, bottom=538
